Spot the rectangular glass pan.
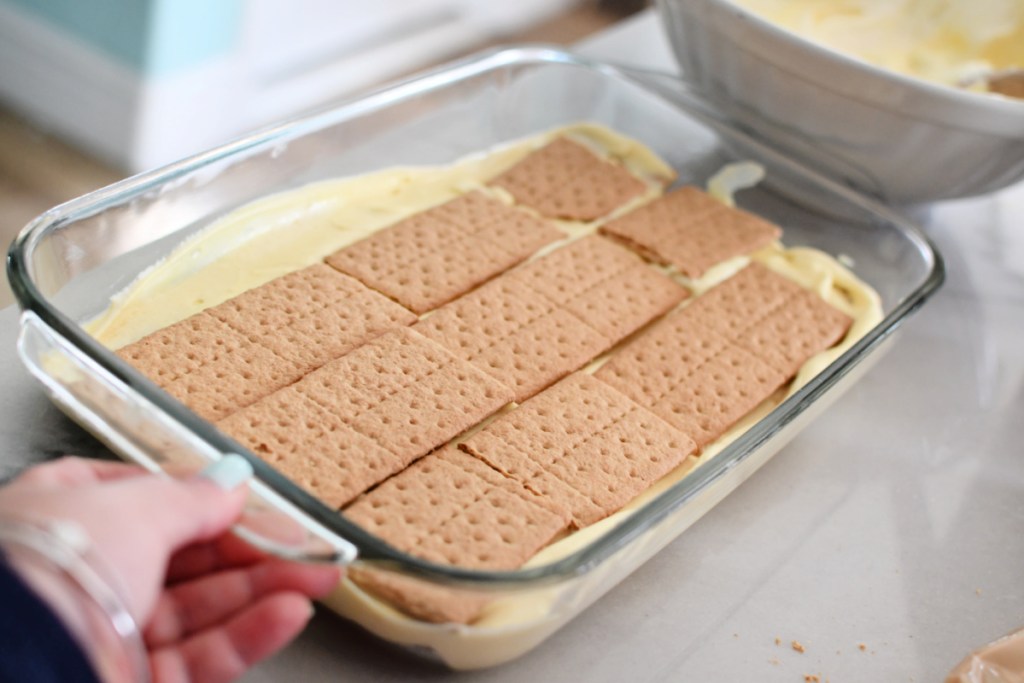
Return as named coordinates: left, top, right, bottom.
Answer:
left=8, top=47, right=943, bottom=668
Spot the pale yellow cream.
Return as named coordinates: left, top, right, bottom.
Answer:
left=86, top=124, right=883, bottom=669
left=733, top=0, right=1024, bottom=92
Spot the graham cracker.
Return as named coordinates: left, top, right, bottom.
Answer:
left=325, top=191, right=563, bottom=313
left=217, top=327, right=512, bottom=507
left=490, top=138, right=649, bottom=221
left=207, top=263, right=416, bottom=375
left=346, top=569, right=491, bottom=625
left=117, top=312, right=303, bottom=422
left=654, top=346, right=790, bottom=449
left=735, top=287, right=853, bottom=377
left=417, top=236, right=686, bottom=402
left=416, top=275, right=607, bottom=403
left=116, top=312, right=232, bottom=386
left=460, top=373, right=697, bottom=528
left=509, top=235, right=688, bottom=340
left=346, top=447, right=569, bottom=568
left=343, top=447, right=570, bottom=624
left=117, top=264, right=415, bottom=422
left=595, top=263, right=851, bottom=448
left=217, top=390, right=400, bottom=508
left=600, top=186, right=782, bottom=278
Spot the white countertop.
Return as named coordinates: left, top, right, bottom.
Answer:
left=2, top=9, right=1022, bottom=682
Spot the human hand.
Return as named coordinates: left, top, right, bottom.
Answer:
left=0, top=455, right=341, bottom=683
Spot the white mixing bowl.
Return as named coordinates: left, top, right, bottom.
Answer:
left=657, top=0, right=1024, bottom=204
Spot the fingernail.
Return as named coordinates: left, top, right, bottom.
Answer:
left=198, top=453, right=253, bottom=490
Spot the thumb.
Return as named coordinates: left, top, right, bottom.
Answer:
left=131, top=454, right=253, bottom=552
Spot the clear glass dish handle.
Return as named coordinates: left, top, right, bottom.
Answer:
left=16, top=310, right=358, bottom=566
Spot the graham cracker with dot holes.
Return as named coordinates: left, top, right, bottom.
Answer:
left=347, top=446, right=569, bottom=568
left=325, top=191, right=563, bottom=314
left=343, top=446, right=571, bottom=624
left=507, top=234, right=688, bottom=341
left=217, top=327, right=512, bottom=507
left=490, top=137, right=649, bottom=221
left=460, top=373, right=697, bottom=528
left=596, top=262, right=851, bottom=449
left=207, top=263, right=416, bottom=375
left=416, top=235, right=687, bottom=403
left=117, top=313, right=304, bottom=423
left=600, top=186, right=782, bottom=278
left=117, top=264, right=415, bottom=422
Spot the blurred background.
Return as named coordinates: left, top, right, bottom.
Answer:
left=0, top=0, right=648, bottom=308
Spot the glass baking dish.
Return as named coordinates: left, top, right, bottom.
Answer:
left=7, top=46, right=943, bottom=668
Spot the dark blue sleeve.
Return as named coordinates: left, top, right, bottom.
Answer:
left=0, top=558, right=102, bottom=683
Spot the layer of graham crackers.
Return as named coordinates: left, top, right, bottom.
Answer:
left=596, top=262, right=852, bottom=449
left=460, top=373, right=697, bottom=528
left=490, top=137, right=650, bottom=221
left=416, top=235, right=688, bottom=402
left=109, top=131, right=862, bottom=627
left=217, top=327, right=512, bottom=507
left=600, top=185, right=782, bottom=278
left=325, top=191, right=563, bottom=314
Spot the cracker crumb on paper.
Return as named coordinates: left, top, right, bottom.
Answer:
left=792, top=640, right=806, bottom=653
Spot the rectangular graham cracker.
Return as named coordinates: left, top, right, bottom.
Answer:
left=460, top=373, right=697, bottom=528
left=207, top=263, right=416, bottom=376
left=343, top=447, right=571, bottom=624
left=508, top=234, right=688, bottom=341
left=416, top=236, right=687, bottom=402
left=117, top=264, right=415, bottom=422
left=489, top=137, right=650, bottom=221
left=325, top=191, right=563, bottom=313
left=117, top=312, right=303, bottom=422
left=600, top=185, right=782, bottom=278
left=734, top=287, right=853, bottom=378
left=596, top=262, right=851, bottom=448
left=218, top=327, right=512, bottom=507
left=346, top=447, right=570, bottom=568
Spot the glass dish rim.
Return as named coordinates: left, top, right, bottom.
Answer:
left=6, top=45, right=945, bottom=589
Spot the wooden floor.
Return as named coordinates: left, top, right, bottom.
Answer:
left=0, top=2, right=639, bottom=310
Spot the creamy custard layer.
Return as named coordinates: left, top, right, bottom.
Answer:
left=87, top=124, right=883, bottom=663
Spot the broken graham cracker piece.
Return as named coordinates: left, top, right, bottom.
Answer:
left=490, top=137, right=649, bottom=221
left=343, top=447, right=571, bottom=624
left=116, top=263, right=416, bottom=422
left=117, top=311, right=303, bottom=422
left=460, top=373, right=697, bottom=528
left=600, top=185, right=781, bottom=278
left=325, top=190, right=563, bottom=314
left=596, top=262, right=851, bottom=449
left=217, top=327, right=512, bottom=507
left=416, top=235, right=687, bottom=403
left=206, top=263, right=416, bottom=376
